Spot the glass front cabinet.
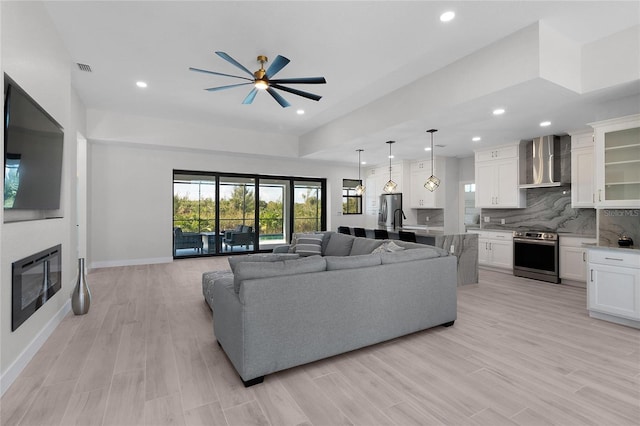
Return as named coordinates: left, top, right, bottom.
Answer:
left=591, top=114, right=640, bottom=208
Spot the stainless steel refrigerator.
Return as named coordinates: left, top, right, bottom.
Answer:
left=378, top=193, right=403, bottom=231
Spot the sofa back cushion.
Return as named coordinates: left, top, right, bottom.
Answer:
left=380, top=247, right=448, bottom=264
left=233, top=255, right=327, bottom=293
left=349, top=237, right=384, bottom=256
left=324, top=232, right=355, bottom=256
left=228, top=253, right=300, bottom=273
left=326, top=254, right=382, bottom=271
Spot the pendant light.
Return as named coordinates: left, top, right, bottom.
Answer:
left=424, top=129, right=441, bottom=192
left=383, top=141, right=397, bottom=193
left=355, top=149, right=366, bottom=195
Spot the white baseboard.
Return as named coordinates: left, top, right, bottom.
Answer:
left=90, top=256, right=173, bottom=269
left=0, top=299, right=71, bottom=397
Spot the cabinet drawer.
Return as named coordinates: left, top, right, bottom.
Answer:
left=474, top=230, right=514, bottom=241
left=589, top=248, right=640, bottom=267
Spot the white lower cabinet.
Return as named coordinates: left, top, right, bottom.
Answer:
left=474, top=231, right=513, bottom=271
left=559, top=236, right=597, bottom=282
left=588, top=247, right=640, bottom=328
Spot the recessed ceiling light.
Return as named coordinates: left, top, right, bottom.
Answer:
left=361, top=161, right=367, bottom=165
left=424, top=147, right=432, bottom=151
left=296, top=109, right=305, bottom=115
left=388, top=155, right=395, bottom=159
left=540, top=121, right=551, bottom=127
left=440, top=11, right=455, bottom=22
left=136, top=81, right=147, bottom=88
left=493, top=108, right=505, bottom=115
left=472, top=136, right=481, bottom=142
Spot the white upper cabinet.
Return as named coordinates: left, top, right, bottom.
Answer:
left=570, top=130, right=595, bottom=208
left=591, top=114, right=640, bottom=208
left=475, top=143, right=526, bottom=208
left=410, top=157, right=445, bottom=208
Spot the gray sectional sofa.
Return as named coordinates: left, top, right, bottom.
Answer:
left=202, top=231, right=458, bottom=386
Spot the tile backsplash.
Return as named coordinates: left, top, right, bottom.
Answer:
left=480, top=186, right=596, bottom=235
left=599, top=209, right=640, bottom=248
left=416, top=209, right=444, bottom=227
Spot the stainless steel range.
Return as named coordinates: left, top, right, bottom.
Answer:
left=513, top=231, right=560, bottom=283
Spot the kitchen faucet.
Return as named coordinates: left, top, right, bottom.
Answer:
left=392, top=209, right=406, bottom=230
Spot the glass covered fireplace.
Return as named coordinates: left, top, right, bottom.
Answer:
left=12, top=245, right=62, bottom=331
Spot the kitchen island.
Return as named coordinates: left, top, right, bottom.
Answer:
left=345, top=227, right=478, bottom=285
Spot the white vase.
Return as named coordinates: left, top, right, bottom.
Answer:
left=72, top=258, right=91, bottom=315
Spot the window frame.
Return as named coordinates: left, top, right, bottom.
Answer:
left=342, top=178, right=363, bottom=215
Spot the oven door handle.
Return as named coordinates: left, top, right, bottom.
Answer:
left=513, top=238, right=557, bottom=246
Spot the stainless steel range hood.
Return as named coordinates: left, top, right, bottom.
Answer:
left=519, top=135, right=563, bottom=189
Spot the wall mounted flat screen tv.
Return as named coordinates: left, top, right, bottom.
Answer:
left=4, top=75, right=64, bottom=211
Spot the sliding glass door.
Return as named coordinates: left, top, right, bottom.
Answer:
left=173, top=171, right=325, bottom=258
left=258, top=179, right=289, bottom=251
left=219, top=176, right=256, bottom=254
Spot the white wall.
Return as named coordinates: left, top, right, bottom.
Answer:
left=88, top=137, right=364, bottom=268
left=1, top=1, right=85, bottom=392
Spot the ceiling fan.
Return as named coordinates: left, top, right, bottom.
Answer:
left=189, top=52, right=326, bottom=108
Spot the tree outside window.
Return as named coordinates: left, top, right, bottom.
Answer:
left=342, top=179, right=362, bottom=215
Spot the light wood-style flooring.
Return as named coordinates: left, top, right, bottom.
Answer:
left=2, top=258, right=639, bottom=426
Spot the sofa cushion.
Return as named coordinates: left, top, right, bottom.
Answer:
left=380, top=247, right=448, bottom=264
left=349, top=237, right=385, bottom=256
left=202, top=271, right=233, bottom=310
left=326, top=254, right=382, bottom=271
left=233, top=255, right=327, bottom=293
left=324, top=232, right=355, bottom=256
left=228, top=253, right=300, bottom=273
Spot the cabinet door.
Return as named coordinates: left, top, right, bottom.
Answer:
left=571, top=147, right=595, bottom=207
left=475, top=163, right=495, bottom=207
left=410, top=172, right=426, bottom=208
left=478, top=238, right=491, bottom=266
left=490, top=239, right=513, bottom=269
left=495, top=159, right=520, bottom=207
left=365, top=176, right=379, bottom=213
left=588, top=264, right=640, bottom=319
left=560, top=246, right=587, bottom=281
left=593, top=118, right=640, bottom=208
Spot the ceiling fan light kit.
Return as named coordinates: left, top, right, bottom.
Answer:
left=424, top=129, right=441, bottom=192
left=190, top=51, right=326, bottom=108
left=383, top=141, right=397, bottom=194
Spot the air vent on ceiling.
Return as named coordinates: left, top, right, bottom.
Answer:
left=76, top=63, right=92, bottom=72
left=435, top=144, right=446, bottom=148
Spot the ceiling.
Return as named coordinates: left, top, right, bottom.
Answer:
left=43, top=1, right=640, bottom=166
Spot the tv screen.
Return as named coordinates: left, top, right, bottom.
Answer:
left=4, top=76, right=64, bottom=210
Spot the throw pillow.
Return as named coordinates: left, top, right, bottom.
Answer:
left=228, top=253, right=300, bottom=273
left=294, top=236, right=323, bottom=256
left=380, top=247, right=445, bottom=264
left=233, top=255, right=327, bottom=293
left=385, top=241, right=405, bottom=252
left=324, top=232, right=355, bottom=256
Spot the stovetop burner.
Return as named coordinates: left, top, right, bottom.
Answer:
left=513, top=230, right=558, bottom=241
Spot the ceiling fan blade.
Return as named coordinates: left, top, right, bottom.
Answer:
left=205, top=82, right=253, bottom=92
left=265, top=55, right=290, bottom=78
left=266, top=87, right=291, bottom=108
left=271, top=84, right=322, bottom=101
left=189, top=67, right=253, bottom=81
left=215, top=51, right=254, bottom=77
left=242, top=88, right=258, bottom=104
left=270, top=77, right=326, bottom=85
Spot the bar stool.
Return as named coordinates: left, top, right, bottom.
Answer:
left=374, top=229, right=389, bottom=240
left=353, top=228, right=367, bottom=237
left=337, top=226, right=351, bottom=235
left=399, top=231, right=417, bottom=243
